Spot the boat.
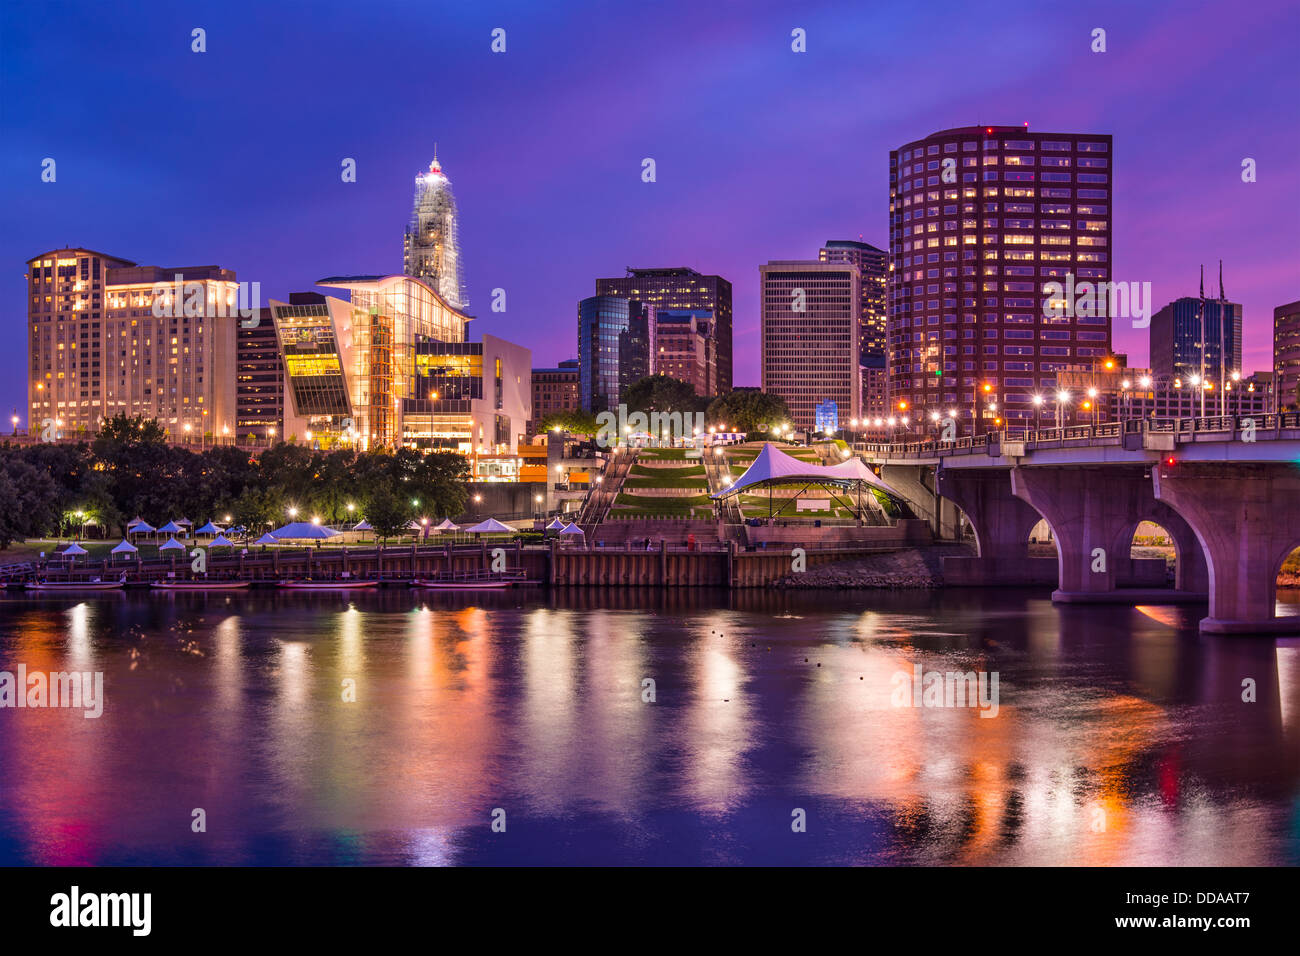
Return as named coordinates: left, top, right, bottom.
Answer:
left=412, top=570, right=530, bottom=590
left=413, top=578, right=516, bottom=590
left=278, top=579, right=378, bottom=590
left=152, top=580, right=251, bottom=591
left=28, top=580, right=125, bottom=591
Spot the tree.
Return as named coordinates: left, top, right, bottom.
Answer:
left=537, top=409, right=599, bottom=436
left=0, top=454, right=60, bottom=549
left=623, top=375, right=706, bottom=415
left=364, top=485, right=411, bottom=544
left=706, top=390, right=791, bottom=433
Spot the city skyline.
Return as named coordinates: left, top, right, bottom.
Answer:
left=2, top=0, right=1297, bottom=426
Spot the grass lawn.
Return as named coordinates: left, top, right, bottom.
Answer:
left=622, top=476, right=710, bottom=489
left=612, top=493, right=714, bottom=518
left=635, top=448, right=690, bottom=460
left=629, top=464, right=704, bottom=477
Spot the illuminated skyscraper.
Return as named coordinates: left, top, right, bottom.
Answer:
left=403, top=152, right=468, bottom=311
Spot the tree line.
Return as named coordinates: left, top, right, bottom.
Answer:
left=0, top=414, right=469, bottom=549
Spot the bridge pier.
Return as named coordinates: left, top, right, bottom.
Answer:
left=936, top=467, right=1053, bottom=585
left=1154, top=463, right=1300, bottom=634
left=881, top=464, right=960, bottom=540
left=1010, top=466, right=1207, bottom=603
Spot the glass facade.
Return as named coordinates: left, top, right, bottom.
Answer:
left=402, top=156, right=468, bottom=311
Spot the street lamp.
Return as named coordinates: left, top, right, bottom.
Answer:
left=1056, top=390, right=1070, bottom=429
left=1087, top=387, right=1099, bottom=427
left=1031, top=394, right=1043, bottom=431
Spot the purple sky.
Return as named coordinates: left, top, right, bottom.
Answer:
left=2, top=0, right=1297, bottom=423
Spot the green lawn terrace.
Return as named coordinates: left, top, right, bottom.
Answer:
left=608, top=447, right=712, bottom=519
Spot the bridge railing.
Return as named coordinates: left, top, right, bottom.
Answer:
left=856, top=411, right=1300, bottom=460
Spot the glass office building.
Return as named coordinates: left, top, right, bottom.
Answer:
left=577, top=295, right=653, bottom=412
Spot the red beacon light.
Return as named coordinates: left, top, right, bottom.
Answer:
left=1165, top=456, right=1177, bottom=467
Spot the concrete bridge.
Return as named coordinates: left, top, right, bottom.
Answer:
left=858, top=413, right=1300, bottom=635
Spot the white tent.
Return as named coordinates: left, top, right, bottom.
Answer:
left=157, top=520, right=184, bottom=534
left=712, top=443, right=903, bottom=499
left=270, top=521, right=341, bottom=540
left=60, top=542, right=89, bottom=556
left=209, top=534, right=236, bottom=548
left=464, top=518, right=513, bottom=534
left=159, top=536, right=186, bottom=551
left=110, top=539, right=138, bottom=555
left=351, top=519, right=373, bottom=531
left=406, top=519, right=424, bottom=531
left=559, top=523, right=585, bottom=535
left=194, top=521, right=223, bottom=536
left=433, top=518, right=460, bottom=531
left=127, top=518, right=155, bottom=534
left=545, top=517, right=567, bottom=531
left=254, top=533, right=279, bottom=545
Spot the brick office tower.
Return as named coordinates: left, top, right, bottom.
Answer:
left=888, top=126, right=1113, bottom=434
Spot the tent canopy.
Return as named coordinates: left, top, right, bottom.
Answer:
left=157, top=520, right=184, bottom=534
left=351, top=519, right=373, bottom=531
left=194, top=521, right=223, bottom=535
left=270, top=521, right=341, bottom=540
left=464, top=518, right=512, bottom=534
left=559, top=523, right=585, bottom=535
left=255, top=533, right=279, bottom=545
left=545, top=517, right=567, bottom=530
left=61, top=542, right=89, bottom=556
left=127, top=519, right=155, bottom=533
left=209, top=534, right=236, bottom=548
left=110, top=539, right=138, bottom=554
left=433, top=518, right=460, bottom=531
left=158, top=536, right=185, bottom=551
left=711, top=442, right=903, bottom=500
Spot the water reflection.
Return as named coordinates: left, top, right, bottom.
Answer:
left=0, top=588, right=1297, bottom=865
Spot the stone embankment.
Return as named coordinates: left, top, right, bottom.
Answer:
left=772, top=544, right=973, bottom=590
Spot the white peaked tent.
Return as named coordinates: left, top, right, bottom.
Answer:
left=433, top=518, right=460, bottom=531
left=127, top=518, right=156, bottom=535
left=464, top=518, right=512, bottom=534
left=158, top=536, right=186, bottom=551
left=710, top=442, right=905, bottom=520
left=194, top=521, right=223, bottom=536
left=351, top=520, right=373, bottom=531
left=60, top=542, right=89, bottom=557
left=110, top=538, right=138, bottom=555
left=270, top=521, right=341, bottom=540
left=545, top=517, right=567, bottom=531
left=209, top=534, right=236, bottom=548
left=559, top=523, right=585, bottom=535
left=406, top=520, right=424, bottom=531
left=255, top=533, right=279, bottom=545
left=157, top=520, right=184, bottom=535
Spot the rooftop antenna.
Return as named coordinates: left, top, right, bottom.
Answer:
left=1199, top=263, right=1204, bottom=300
left=1219, top=259, right=1225, bottom=301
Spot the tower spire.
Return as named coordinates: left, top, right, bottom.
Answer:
left=1199, top=264, right=1204, bottom=299
left=1219, top=259, right=1224, bottom=301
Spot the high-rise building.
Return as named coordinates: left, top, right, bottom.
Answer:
left=860, top=355, right=887, bottom=419
left=820, top=240, right=887, bottom=362
left=594, top=268, right=732, bottom=394
left=403, top=153, right=468, bottom=311
left=269, top=274, right=531, bottom=465
left=1274, top=299, right=1300, bottom=411
left=1150, top=273, right=1242, bottom=386
left=760, top=260, right=860, bottom=430
left=26, top=248, right=239, bottom=437
left=577, top=295, right=653, bottom=412
left=530, top=358, right=580, bottom=435
left=235, top=306, right=285, bottom=443
left=888, top=126, right=1113, bottom=432
left=652, top=309, right=714, bottom=396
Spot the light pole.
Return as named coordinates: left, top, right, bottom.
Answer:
left=1087, top=387, right=1099, bottom=428
left=1032, top=394, right=1043, bottom=433
left=1056, top=390, right=1070, bottom=429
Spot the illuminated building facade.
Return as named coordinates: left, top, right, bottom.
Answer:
left=530, top=359, right=580, bottom=435
left=403, top=154, right=468, bottom=311
left=578, top=295, right=653, bottom=412
left=653, top=309, right=714, bottom=396
left=820, top=239, right=887, bottom=362
left=26, top=248, right=238, bottom=437
left=1276, top=299, right=1300, bottom=410
left=270, top=274, right=531, bottom=468
left=888, top=126, right=1113, bottom=432
left=595, top=267, right=732, bottom=394
left=760, top=260, right=860, bottom=430
left=236, top=306, right=284, bottom=442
